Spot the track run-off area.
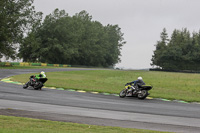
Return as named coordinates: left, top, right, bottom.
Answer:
left=0, top=68, right=200, bottom=133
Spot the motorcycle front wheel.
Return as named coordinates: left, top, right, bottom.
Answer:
left=137, top=90, right=148, bottom=99
left=119, top=89, right=127, bottom=98
left=34, top=81, right=43, bottom=90
left=23, top=84, right=28, bottom=89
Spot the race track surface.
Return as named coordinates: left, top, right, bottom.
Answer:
left=0, top=68, right=200, bottom=133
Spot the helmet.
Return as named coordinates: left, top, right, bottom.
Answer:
left=41, top=71, right=45, bottom=75
left=138, top=77, right=143, bottom=80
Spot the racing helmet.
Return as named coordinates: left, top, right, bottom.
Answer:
left=41, top=71, right=45, bottom=75
left=138, top=76, right=143, bottom=80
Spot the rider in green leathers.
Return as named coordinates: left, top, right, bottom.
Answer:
left=35, top=71, right=47, bottom=81
left=23, top=71, right=47, bottom=90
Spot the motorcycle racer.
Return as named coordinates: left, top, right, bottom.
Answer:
left=126, top=77, right=145, bottom=93
left=120, top=77, right=152, bottom=99
left=35, top=71, right=47, bottom=80
left=23, top=71, right=47, bottom=90
left=130, top=77, right=145, bottom=88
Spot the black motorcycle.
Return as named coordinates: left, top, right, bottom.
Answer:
left=23, top=75, right=48, bottom=90
left=119, top=83, right=152, bottom=99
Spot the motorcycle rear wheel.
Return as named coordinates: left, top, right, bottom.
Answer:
left=119, top=89, right=127, bottom=98
left=34, top=81, right=43, bottom=90
left=137, top=90, right=148, bottom=99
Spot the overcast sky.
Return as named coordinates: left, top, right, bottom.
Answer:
left=33, top=0, right=200, bottom=69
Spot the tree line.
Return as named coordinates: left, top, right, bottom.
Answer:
left=0, top=0, right=42, bottom=60
left=1, top=0, right=126, bottom=67
left=151, top=28, right=200, bottom=71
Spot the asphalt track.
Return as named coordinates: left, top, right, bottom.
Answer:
left=0, top=68, right=200, bottom=133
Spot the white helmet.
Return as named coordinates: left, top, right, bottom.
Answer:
left=138, top=77, right=143, bottom=80
left=41, top=71, right=45, bottom=74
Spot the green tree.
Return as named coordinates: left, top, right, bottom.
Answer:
left=151, top=28, right=168, bottom=68
left=0, top=0, right=42, bottom=60
left=38, top=9, right=79, bottom=64
left=19, top=9, right=126, bottom=67
left=151, top=28, right=200, bottom=71
left=18, top=32, right=41, bottom=62
left=103, top=24, right=126, bottom=66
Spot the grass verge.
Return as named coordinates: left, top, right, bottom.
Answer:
left=11, top=70, right=200, bottom=102
left=0, top=115, right=170, bottom=133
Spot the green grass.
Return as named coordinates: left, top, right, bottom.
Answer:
left=0, top=115, right=171, bottom=133
left=11, top=70, right=200, bottom=102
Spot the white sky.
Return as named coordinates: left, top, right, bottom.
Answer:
left=33, top=0, right=200, bottom=69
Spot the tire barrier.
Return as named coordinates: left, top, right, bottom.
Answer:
left=0, top=62, right=71, bottom=67
left=20, top=62, right=31, bottom=66
left=31, top=63, right=41, bottom=66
